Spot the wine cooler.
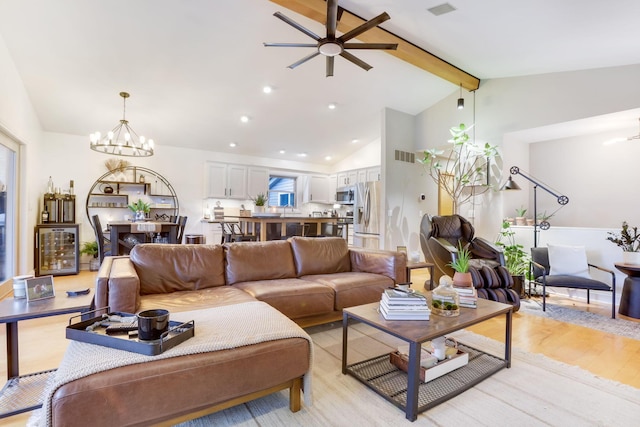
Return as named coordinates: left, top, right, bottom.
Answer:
left=34, top=224, right=79, bottom=276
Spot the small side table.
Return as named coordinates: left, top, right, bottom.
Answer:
left=614, top=263, right=640, bottom=319
left=406, top=261, right=435, bottom=290
left=0, top=290, right=94, bottom=418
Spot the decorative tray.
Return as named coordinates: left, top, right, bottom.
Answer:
left=66, top=310, right=195, bottom=356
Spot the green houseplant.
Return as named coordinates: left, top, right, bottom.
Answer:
left=251, top=193, right=267, bottom=213
left=607, top=221, right=640, bottom=264
left=80, top=241, right=99, bottom=271
left=447, top=243, right=472, bottom=287
left=496, top=220, right=531, bottom=295
left=128, top=199, right=151, bottom=221
left=419, top=123, right=499, bottom=213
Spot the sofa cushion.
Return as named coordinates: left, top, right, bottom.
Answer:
left=234, top=278, right=334, bottom=319
left=130, top=244, right=226, bottom=295
left=302, top=272, right=394, bottom=310
left=139, top=286, right=257, bottom=313
left=224, top=240, right=297, bottom=285
left=289, top=236, right=351, bottom=276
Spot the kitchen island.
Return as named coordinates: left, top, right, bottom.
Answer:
left=210, top=216, right=350, bottom=241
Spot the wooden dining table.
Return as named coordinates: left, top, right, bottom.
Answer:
left=108, top=221, right=179, bottom=255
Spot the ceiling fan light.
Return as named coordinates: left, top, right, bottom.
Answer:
left=318, top=41, right=342, bottom=57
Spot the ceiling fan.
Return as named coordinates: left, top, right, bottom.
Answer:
left=264, top=0, right=398, bottom=77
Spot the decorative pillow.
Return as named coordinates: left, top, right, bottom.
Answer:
left=547, top=244, right=591, bottom=279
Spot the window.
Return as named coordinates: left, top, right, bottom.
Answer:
left=268, top=176, right=296, bottom=207
left=0, top=132, right=18, bottom=284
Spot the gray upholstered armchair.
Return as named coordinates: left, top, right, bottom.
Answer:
left=420, top=214, right=505, bottom=284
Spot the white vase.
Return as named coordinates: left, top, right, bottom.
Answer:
left=622, top=251, right=640, bottom=265
left=254, top=206, right=265, bottom=214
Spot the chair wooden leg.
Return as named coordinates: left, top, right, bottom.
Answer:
left=587, top=289, right=590, bottom=304
left=542, top=282, right=546, bottom=311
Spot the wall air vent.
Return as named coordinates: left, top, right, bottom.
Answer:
left=394, top=150, right=415, bottom=163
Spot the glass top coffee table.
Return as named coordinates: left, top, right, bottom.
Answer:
left=342, top=296, right=512, bottom=421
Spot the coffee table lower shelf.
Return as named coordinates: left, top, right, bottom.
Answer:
left=345, top=343, right=507, bottom=415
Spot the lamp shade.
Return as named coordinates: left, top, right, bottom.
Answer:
left=500, top=176, right=521, bottom=191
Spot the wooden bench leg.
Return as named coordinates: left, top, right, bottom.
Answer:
left=289, top=377, right=302, bottom=412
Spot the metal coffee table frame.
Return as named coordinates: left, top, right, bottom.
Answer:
left=342, top=297, right=512, bottom=421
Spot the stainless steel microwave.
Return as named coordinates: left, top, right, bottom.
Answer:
left=335, top=186, right=355, bottom=205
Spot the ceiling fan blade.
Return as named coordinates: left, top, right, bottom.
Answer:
left=339, top=12, right=390, bottom=42
left=326, top=0, right=338, bottom=39
left=326, top=56, right=335, bottom=77
left=343, top=43, right=398, bottom=50
left=287, top=51, right=321, bottom=69
left=273, top=12, right=321, bottom=41
left=339, top=51, right=372, bottom=71
left=264, top=43, right=318, bottom=48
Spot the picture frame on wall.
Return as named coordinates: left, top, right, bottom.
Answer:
left=25, top=275, right=55, bottom=302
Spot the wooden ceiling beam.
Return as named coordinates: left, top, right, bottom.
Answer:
left=268, top=0, right=480, bottom=91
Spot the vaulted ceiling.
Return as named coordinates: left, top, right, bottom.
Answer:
left=0, top=0, right=639, bottom=164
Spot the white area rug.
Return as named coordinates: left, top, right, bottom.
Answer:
left=520, top=299, right=640, bottom=341
left=178, top=323, right=640, bottom=426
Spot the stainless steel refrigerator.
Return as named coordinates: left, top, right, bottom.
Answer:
left=353, top=181, right=380, bottom=249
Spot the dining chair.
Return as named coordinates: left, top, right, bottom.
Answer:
left=176, top=216, right=187, bottom=244
left=91, top=214, right=111, bottom=263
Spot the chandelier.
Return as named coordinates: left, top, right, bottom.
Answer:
left=89, top=92, right=154, bottom=157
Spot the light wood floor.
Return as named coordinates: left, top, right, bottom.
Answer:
left=0, top=269, right=638, bottom=425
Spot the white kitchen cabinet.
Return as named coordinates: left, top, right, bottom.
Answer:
left=337, top=170, right=358, bottom=187
left=357, top=169, right=367, bottom=183
left=366, top=167, right=381, bottom=182
left=247, top=167, right=269, bottom=199
left=205, top=162, right=247, bottom=199
left=202, top=221, right=223, bottom=245
left=328, top=174, right=338, bottom=203
left=303, top=174, right=331, bottom=203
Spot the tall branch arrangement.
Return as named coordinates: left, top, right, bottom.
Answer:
left=419, top=123, right=499, bottom=212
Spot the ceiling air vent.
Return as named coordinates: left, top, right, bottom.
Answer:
left=427, top=3, right=457, bottom=16
left=394, top=150, right=415, bottom=163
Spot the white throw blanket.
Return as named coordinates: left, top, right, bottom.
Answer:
left=28, top=301, right=314, bottom=427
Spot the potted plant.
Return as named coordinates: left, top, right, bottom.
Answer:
left=251, top=193, right=267, bottom=213
left=607, top=221, right=640, bottom=264
left=496, top=220, right=531, bottom=296
left=80, top=241, right=100, bottom=271
left=515, top=206, right=527, bottom=226
left=419, top=123, right=499, bottom=214
left=128, top=199, right=151, bottom=221
left=447, top=243, right=472, bottom=287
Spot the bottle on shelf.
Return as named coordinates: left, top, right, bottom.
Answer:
left=41, top=205, right=49, bottom=223
left=47, top=176, right=54, bottom=194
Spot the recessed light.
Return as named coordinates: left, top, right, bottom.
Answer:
left=240, top=115, right=250, bottom=123
left=229, top=142, right=237, bottom=148
left=279, top=149, right=286, bottom=154
left=351, top=139, right=359, bottom=143
left=325, top=156, right=332, bottom=161
left=297, top=153, right=307, bottom=157
left=263, top=86, right=272, bottom=94
left=328, top=103, right=336, bottom=110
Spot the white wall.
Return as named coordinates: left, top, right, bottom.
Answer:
left=0, top=32, right=44, bottom=275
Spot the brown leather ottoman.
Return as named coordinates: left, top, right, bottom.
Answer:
left=50, top=338, right=310, bottom=427
left=39, top=303, right=312, bottom=427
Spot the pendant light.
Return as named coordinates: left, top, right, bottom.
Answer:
left=457, top=84, right=464, bottom=110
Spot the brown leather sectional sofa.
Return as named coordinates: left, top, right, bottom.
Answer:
left=95, top=236, right=408, bottom=327
left=48, top=237, right=406, bottom=426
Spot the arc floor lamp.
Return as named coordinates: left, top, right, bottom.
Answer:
left=502, top=166, right=569, bottom=247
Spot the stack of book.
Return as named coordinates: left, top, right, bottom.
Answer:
left=453, top=285, right=478, bottom=308
left=380, top=288, right=431, bottom=320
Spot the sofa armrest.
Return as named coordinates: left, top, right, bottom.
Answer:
left=95, top=256, right=141, bottom=314
left=349, top=248, right=407, bottom=283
